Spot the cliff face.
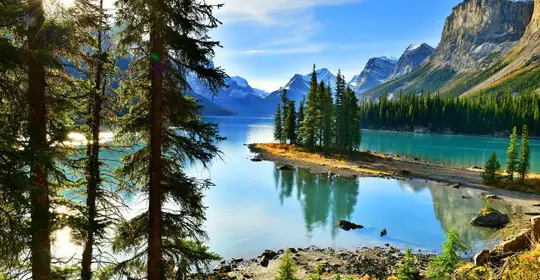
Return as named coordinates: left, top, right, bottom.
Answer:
left=434, top=0, right=534, bottom=69
left=350, top=57, right=397, bottom=93
left=387, top=43, right=435, bottom=80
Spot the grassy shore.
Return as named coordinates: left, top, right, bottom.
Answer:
left=251, top=143, right=540, bottom=196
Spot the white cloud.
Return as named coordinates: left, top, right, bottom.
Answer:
left=209, top=0, right=362, bottom=24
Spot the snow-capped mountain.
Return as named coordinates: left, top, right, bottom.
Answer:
left=349, top=57, right=397, bottom=93
left=385, top=43, right=434, bottom=81
left=188, top=71, right=271, bottom=115
left=268, top=68, right=337, bottom=103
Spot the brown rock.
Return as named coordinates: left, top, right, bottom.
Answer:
left=496, top=230, right=531, bottom=253
left=531, top=215, right=540, bottom=242
left=471, top=209, right=510, bottom=228
left=473, top=249, right=491, bottom=266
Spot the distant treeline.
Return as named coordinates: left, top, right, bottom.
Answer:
left=359, top=91, right=540, bottom=136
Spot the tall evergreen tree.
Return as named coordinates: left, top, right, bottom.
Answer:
left=507, top=126, right=519, bottom=180
left=296, top=98, right=306, bottom=144
left=321, top=83, right=334, bottom=150
left=112, top=0, right=226, bottom=278
left=284, top=100, right=297, bottom=144
left=518, top=125, right=531, bottom=184
left=346, top=87, right=361, bottom=152
left=274, top=106, right=284, bottom=143
left=300, top=65, right=318, bottom=149
left=334, top=71, right=348, bottom=152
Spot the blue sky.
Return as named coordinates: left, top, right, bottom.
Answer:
left=208, top=0, right=463, bottom=92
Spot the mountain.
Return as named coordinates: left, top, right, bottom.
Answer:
left=348, top=57, right=397, bottom=93
left=190, top=92, right=235, bottom=116
left=462, top=0, right=540, bottom=95
left=189, top=74, right=271, bottom=115
left=361, top=0, right=536, bottom=99
left=264, top=68, right=337, bottom=112
left=252, top=88, right=270, bottom=98
left=386, top=43, right=435, bottom=80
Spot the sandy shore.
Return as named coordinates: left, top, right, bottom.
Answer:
left=248, top=143, right=540, bottom=212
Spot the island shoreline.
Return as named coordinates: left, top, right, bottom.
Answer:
left=248, top=143, right=540, bottom=211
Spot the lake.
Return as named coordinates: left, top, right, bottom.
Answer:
left=61, top=116, right=537, bottom=262
left=188, top=117, right=538, bottom=260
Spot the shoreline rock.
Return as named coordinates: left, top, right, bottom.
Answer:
left=202, top=246, right=436, bottom=280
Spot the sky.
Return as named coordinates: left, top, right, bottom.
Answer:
left=207, top=0, right=464, bottom=92
left=54, top=0, right=463, bottom=92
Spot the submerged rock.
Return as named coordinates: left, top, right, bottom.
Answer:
left=451, top=183, right=461, bottom=189
left=380, top=228, right=388, bottom=237
left=337, top=220, right=364, bottom=231
left=471, top=210, right=510, bottom=228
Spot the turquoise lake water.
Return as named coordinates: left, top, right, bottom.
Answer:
left=96, top=116, right=539, bottom=261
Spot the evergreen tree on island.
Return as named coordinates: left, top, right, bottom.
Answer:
left=507, top=126, right=519, bottom=181
left=518, top=125, right=531, bottom=184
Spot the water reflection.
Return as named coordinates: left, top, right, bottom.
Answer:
left=274, top=167, right=501, bottom=251
left=275, top=167, right=360, bottom=240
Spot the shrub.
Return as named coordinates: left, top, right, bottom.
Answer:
left=308, top=264, right=323, bottom=280
left=481, top=152, right=501, bottom=184
left=502, top=245, right=540, bottom=280
left=480, top=199, right=496, bottom=216
left=396, top=247, right=417, bottom=280
left=427, top=228, right=468, bottom=280
left=275, top=249, right=299, bottom=280
left=454, top=263, right=493, bottom=280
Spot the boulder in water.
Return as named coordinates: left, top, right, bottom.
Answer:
left=471, top=209, right=510, bottom=228
left=337, top=220, right=364, bottom=231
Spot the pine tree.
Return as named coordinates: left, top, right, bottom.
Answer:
left=334, top=70, right=347, bottom=152
left=284, top=101, right=297, bottom=144
left=300, top=65, right=318, bottom=149
left=427, top=228, right=467, bottom=280
left=482, top=153, right=502, bottom=185
left=507, top=126, right=519, bottom=180
left=112, top=0, right=226, bottom=278
left=518, top=125, right=531, bottom=184
left=297, top=98, right=306, bottom=144
left=274, top=106, right=284, bottom=143
left=65, top=1, right=124, bottom=278
left=396, top=247, right=417, bottom=280
left=275, top=249, right=298, bottom=280
left=321, top=83, right=334, bottom=151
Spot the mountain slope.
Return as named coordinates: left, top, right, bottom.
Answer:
left=189, top=74, right=270, bottom=115
left=386, top=43, right=435, bottom=80
left=348, top=57, right=397, bottom=93
left=462, top=0, right=540, bottom=95
left=362, top=0, right=535, bottom=99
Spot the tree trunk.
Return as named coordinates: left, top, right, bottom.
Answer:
left=148, top=0, right=164, bottom=278
left=81, top=1, right=104, bottom=278
left=27, top=0, right=51, bottom=279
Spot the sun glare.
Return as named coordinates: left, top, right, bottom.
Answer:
left=44, top=0, right=75, bottom=10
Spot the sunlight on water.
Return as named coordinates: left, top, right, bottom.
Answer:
left=65, top=131, right=115, bottom=146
